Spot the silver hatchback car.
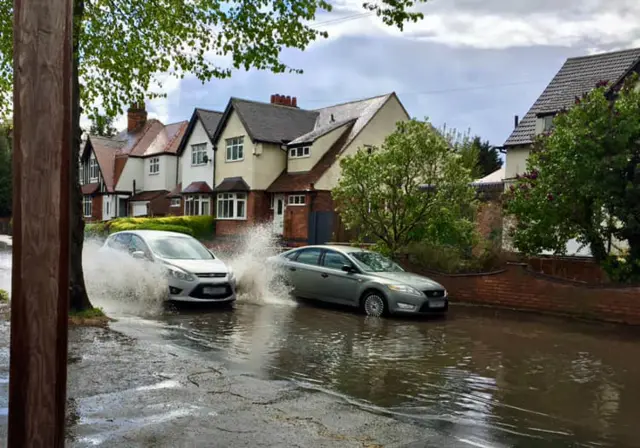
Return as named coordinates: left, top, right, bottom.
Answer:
left=101, top=230, right=237, bottom=304
left=267, top=245, right=448, bottom=317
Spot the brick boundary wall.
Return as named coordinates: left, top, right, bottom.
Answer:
left=401, top=260, right=640, bottom=326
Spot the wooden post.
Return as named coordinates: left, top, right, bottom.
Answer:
left=8, top=0, right=73, bottom=446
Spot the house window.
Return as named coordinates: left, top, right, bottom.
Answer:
left=226, top=137, right=244, bottom=162
left=191, top=143, right=207, bottom=166
left=83, top=196, right=92, bottom=217
left=89, top=158, right=99, bottom=182
left=170, top=198, right=180, bottom=207
left=288, top=194, right=305, bottom=206
left=289, top=146, right=310, bottom=158
left=105, top=200, right=110, bottom=216
left=217, top=193, right=247, bottom=219
left=269, top=194, right=274, bottom=210
left=542, top=115, right=554, bottom=132
left=79, top=163, right=84, bottom=185
left=185, top=195, right=210, bottom=216
left=149, top=157, right=160, bottom=175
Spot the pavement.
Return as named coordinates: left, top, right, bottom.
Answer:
left=0, top=318, right=463, bottom=448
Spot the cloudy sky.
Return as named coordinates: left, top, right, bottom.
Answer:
left=109, top=0, right=640, bottom=147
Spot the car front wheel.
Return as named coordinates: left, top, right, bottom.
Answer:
left=362, top=292, right=387, bottom=317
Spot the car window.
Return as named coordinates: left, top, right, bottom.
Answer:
left=283, top=250, right=300, bottom=261
left=323, top=250, right=351, bottom=270
left=294, top=248, right=322, bottom=266
left=130, top=235, right=150, bottom=256
left=147, top=236, right=213, bottom=260
left=109, top=233, right=131, bottom=251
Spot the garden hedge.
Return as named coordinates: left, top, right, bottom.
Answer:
left=85, top=215, right=214, bottom=240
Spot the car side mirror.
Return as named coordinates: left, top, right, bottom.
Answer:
left=131, top=251, right=146, bottom=260
left=341, top=265, right=354, bottom=273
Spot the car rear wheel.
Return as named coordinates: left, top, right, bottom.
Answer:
left=362, top=292, right=387, bottom=317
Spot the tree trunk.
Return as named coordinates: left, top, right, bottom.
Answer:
left=69, top=0, right=93, bottom=312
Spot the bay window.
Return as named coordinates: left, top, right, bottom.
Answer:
left=149, top=157, right=160, bottom=175
left=83, top=196, right=92, bottom=217
left=185, top=195, right=211, bottom=216
left=217, top=193, right=247, bottom=219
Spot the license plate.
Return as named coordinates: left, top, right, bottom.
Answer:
left=429, top=300, right=445, bottom=308
left=203, top=286, right=226, bottom=295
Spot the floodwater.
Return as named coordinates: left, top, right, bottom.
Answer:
left=1, top=233, right=640, bottom=447
left=145, top=302, right=640, bottom=448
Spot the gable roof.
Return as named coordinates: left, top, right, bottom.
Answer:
left=267, top=93, right=405, bottom=192
left=90, top=136, right=125, bottom=192
left=505, top=48, right=640, bottom=147
left=212, top=98, right=318, bottom=145
left=176, top=108, right=224, bottom=156
left=137, top=120, right=188, bottom=157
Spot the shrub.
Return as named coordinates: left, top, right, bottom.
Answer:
left=0, top=289, right=9, bottom=302
left=404, top=241, right=505, bottom=274
left=85, top=215, right=213, bottom=239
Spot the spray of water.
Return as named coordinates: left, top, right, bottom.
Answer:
left=83, top=238, right=169, bottom=317
left=220, top=223, right=295, bottom=307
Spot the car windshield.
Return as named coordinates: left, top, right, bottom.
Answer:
left=147, top=235, right=214, bottom=260
left=350, top=251, right=404, bottom=273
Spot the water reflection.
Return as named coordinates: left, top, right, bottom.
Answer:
left=160, top=303, right=640, bottom=447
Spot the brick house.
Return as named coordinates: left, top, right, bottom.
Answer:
left=187, top=92, right=410, bottom=244
left=80, top=103, right=188, bottom=221
left=502, top=47, right=640, bottom=256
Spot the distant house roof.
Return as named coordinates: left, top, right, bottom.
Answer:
left=182, top=181, right=214, bottom=194
left=504, top=48, right=640, bottom=147
left=167, top=183, right=182, bottom=198
left=87, top=136, right=125, bottom=193
left=212, top=98, right=319, bottom=145
left=215, top=177, right=250, bottom=192
left=474, top=167, right=505, bottom=185
left=176, top=108, right=224, bottom=156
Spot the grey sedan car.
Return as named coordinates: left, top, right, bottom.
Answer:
left=267, top=245, right=448, bottom=317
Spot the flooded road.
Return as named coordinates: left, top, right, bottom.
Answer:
left=1, top=238, right=640, bottom=447
left=141, top=301, right=640, bottom=448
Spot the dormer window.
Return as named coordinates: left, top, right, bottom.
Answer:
left=289, top=146, right=310, bottom=158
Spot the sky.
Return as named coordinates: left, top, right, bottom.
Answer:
left=104, top=0, right=640, bottom=147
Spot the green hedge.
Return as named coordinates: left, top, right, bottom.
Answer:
left=85, top=215, right=214, bottom=239
left=0, top=289, right=8, bottom=302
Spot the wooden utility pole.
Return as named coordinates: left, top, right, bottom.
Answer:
left=8, top=0, right=73, bottom=446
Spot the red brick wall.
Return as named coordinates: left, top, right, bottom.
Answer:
left=166, top=197, right=183, bottom=216
left=149, top=195, right=170, bottom=217
left=89, top=195, right=102, bottom=222
left=526, top=256, right=607, bottom=283
left=215, top=191, right=270, bottom=236
left=401, top=260, right=640, bottom=325
left=282, top=191, right=334, bottom=242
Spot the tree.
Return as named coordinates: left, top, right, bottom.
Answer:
left=0, top=0, right=428, bottom=311
left=332, top=119, right=477, bottom=256
left=89, top=114, right=117, bottom=137
left=0, top=123, right=10, bottom=218
left=504, top=77, right=640, bottom=282
left=472, top=136, right=502, bottom=178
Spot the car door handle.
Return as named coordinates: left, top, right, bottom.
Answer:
left=289, top=267, right=297, bottom=271
left=321, top=273, right=329, bottom=278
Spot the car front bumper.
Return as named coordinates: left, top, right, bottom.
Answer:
left=167, top=276, right=237, bottom=304
left=386, top=290, right=449, bottom=315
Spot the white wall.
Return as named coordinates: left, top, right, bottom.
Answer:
left=143, top=155, right=177, bottom=192
left=116, top=157, right=144, bottom=193
left=102, top=195, right=116, bottom=221
left=505, top=146, right=530, bottom=179
left=181, top=119, right=215, bottom=189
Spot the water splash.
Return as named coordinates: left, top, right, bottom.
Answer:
left=218, top=223, right=295, bottom=306
left=83, top=238, right=168, bottom=317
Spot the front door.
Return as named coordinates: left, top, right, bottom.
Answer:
left=273, top=194, right=285, bottom=235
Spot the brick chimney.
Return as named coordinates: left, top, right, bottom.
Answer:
left=270, top=94, right=297, bottom=108
left=127, top=101, right=147, bottom=133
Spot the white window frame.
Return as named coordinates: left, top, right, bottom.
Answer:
left=225, top=137, right=244, bottom=162
left=288, top=194, right=306, bottom=206
left=216, top=193, right=247, bottom=220
left=269, top=194, right=274, bottom=210
left=191, top=143, right=208, bottom=166
left=170, top=198, right=180, bottom=208
left=289, top=146, right=310, bottom=159
left=83, top=196, right=92, bottom=217
left=184, top=195, right=210, bottom=216
left=542, top=115, right=554, bottom=132
left=149, top=156, right=160, bottom=175
left=79, top=163, right=84, bottom=185
left=89, top=158, right=99, bottom=182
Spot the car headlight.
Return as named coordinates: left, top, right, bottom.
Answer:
left=387, top=284, right=422, bottom=296
left=227, top=267, right=235, bottom=280
left=167, top=266, right=195, bottom=282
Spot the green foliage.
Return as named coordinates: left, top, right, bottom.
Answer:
left=0, top=123, right=10, bottom=217
left=505, top=76, right=640, bottom=282
left=69, top=306, right=105, bottom=318
left=404, top=241, right=504, bottom=274
left=0, top=288, right=8, bottom=302
left=88, top=114, right=117, bottom=137
left=0, top=0, right=429, bottom=118
left=86, top=215, right=214, bottom=239
left=440, top=125, right=481, bottom=179
left=472, top=136, right=503, bottom=178
left=333, top=118, right=478, bottom=256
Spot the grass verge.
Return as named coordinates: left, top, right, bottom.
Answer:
left=68, top=307, right=113, bottom=327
